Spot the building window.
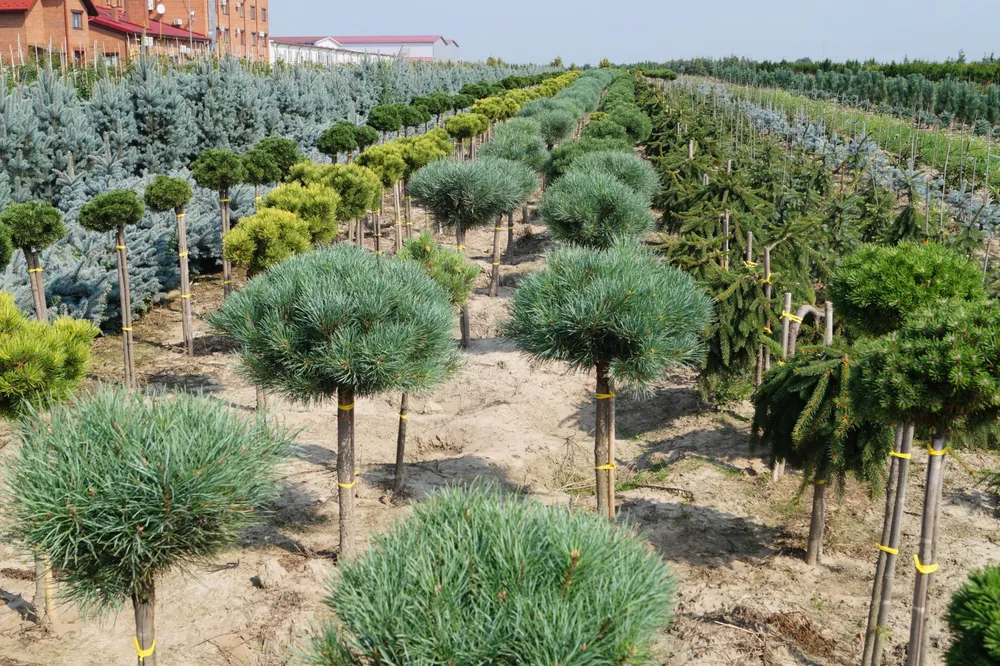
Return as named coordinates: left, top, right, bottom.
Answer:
left=71, top=10, right=83, bottom=29
left=260, top=7, right=265, bottom=21
left=221, top=0, right=228, bottom=15
left=240, top=30, right=245, bottom=45
left=251, top=32, right=256, bottom=45
left=249, top=5, right=255, bottom=19
left=239, top=2, right=244, bottom=17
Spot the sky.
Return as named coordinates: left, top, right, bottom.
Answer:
left=271, top=0, right=998, bottom=66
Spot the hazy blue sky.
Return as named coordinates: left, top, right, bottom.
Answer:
left=271, top=0, right=997, bottom=66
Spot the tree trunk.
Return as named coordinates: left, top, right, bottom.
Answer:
left=337, top=389, right=356, bottom=559
left=721, top=210, right=730, bottom=270
left=255, top=386, right=267, bottom=416
left=806, top=480, right=827, bottom=565
left=456, top=223, right=470, bottom=347
left=357, top=216, right=366, bottom=249
left=919, top=467, right=946, bottom=666
left=33, top=552, right=54, bottom=626
left=176, top=209, right=195, bottom=355
left=374, top=209, right=382, bottom=254
left=392, top=183, right=401, bottom=253
left=116, top=225, right=136, bottom=388
left=522, top=204, right=529, bottom=224
left=24, top=249, right=47, bottom=322
left=594, top=361, right=615, bottom=520
left=489, top=215, right=502, bottom=297
left=404, top=188, right=413, bottom=239
left=220, top=191, right=233, bottom=298
left=505, top=211, right=515, bottom=265
left=393, top=391, right=408, bottom=494
left=132, top=582, right=156, bottom=666
left=905, top=430, right=948, bottom=666
left=863, top=424, right=905, bottom=666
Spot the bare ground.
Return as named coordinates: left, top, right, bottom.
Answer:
left=1, top=206, right=998, bottom=666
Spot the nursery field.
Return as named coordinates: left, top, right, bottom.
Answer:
left=1, top=213, right=998, bottom=665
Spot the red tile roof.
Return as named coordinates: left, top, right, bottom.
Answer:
left=0, top=0, right=36, bottom=12
left=91, top=8, right=209, bottom=41
left=331, top=35, right=446, bottom=45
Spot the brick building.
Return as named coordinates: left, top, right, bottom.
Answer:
left=0, top=0, right=267, bottom=65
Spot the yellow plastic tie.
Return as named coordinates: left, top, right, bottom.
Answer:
left=122, top=327, right=133, bottom=332
left=337, top=479, right=358, bottom=489
left=222, top=280, right=233, bottom=285
left=116, top=245, right=127, bottom=250
left=927, top=445, right=948, bottom=456
left=778, top=360, right=786, bottom=366
left=405, top=222, right=413, bottom=226
left=762, top=326, right=772, bottom=334
left=219, top=198, right=231, bottom=203
left=815, top=479, right=826, bottom=485
left=178, top=251, right=188, bottom=258
left=495, top=226, right=504, bottom=230
left=913, top=554, right=938, bottom=575
left=180, top=294, right=192, bottom=299
left=948, top=448, right=977, bottom=477
left=176, top=212, right=187, bottom=218
left=782, top=310, right=803, bottom=323
left=399, top=414, right=408, bottom=420
left=596, top=392, right=616, bottom=399
left=338, top=402, right=355, bottom=411
left=890, top=451, right=912, bottom=460
left=877, top=543, right=899, bottom=555
left=134, top=637, right=155, bottom=662
left=255, top=196, right=263, bottom=203
left=28, top=267, right=43, bottom=273
left=744, top=260, right=758, bottom=268
left=492, top=261, right=500, bottom=266
left=761, top=277, right=772, bottom=284
left=456, top=244, right=466, bottom=250
left=595, top=462, right=617, bottom=471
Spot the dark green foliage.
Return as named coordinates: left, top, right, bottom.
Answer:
left=209, top=244, right=460, bottom=400
left=567, top=150, right=659, bottom=203
left=582, top=118, right=630, bottom=142
left=191, top=148, right=248, bottom=193
left=751, top=343, right=893, bottom=489
left=608, top=105, right=653, bottom=144
left=828, top=243, right=985, bottom=338
left=255, top=135, right=304, bottom=179
left=317, top=121, right=358, bottom=161
left=303, top=484, right=675, bottom=666
left=0, top=292, right=97, bottom=419
left=354, top=125, right=380, bottom=152
left=945, top=565, right=1000, bottom=665
left=450, top=93, right=475, bottom=112
left=78, top=190, right=145, bottom=234
left=537, top=109, right=576, bottom=148
left=143, top=175, right=192, bottom=213
left=223, top=208, right=311, bottom=277
left=408, top=159, right=530, bottom=231
left=545, top=137, right=633, bottom=180
left=397, top=231, right=478, bottom=306
left=860, top=300, right=1000, bottom=431
left=539, top=171, right=651, bottom=249
left=2, top=387, right=289, bottom=613
left=0, top=225, right=11, bottom=269
left=503, top=245, right=712, bottom=387
left=242, top=146, right=282, bottom=186
left=0, top=201, right=66, bottom=250
left=366, top=105, right=403, bottom=135
left=400, top=105, right=429, bottom=132
left=413, top=92, right=452, bottom=121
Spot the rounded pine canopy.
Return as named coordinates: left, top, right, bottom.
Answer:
left=210, top=244, right=461, bottom=400
left=539, top=170, right=652, bottom=249
left=78, top=190, right=146, bottom=233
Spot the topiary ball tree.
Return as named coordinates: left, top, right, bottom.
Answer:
left=242, top=146, right=281, bottom=203
left=450, top=93, right=475, bottom=114
left=545, top=136, right=634, bottom=181
left=366, top=104, right=402, bottom=143
left=0, top=290, right=98, bottom=626
left=444, top=112, right=489, bottom=160
left=261, top=182, right=340, bottom=244
left=861, top=300, right=1000, bottom=666
left=191, top=148, right=248, bottom=297
left=608, top=105, right=653, bottom=145
left=303, top=484, right=676, bottom=664
left=0, top=201, right=66, bottom=322
left=317, top=120, right=358, bottom=164
left=539, top=170, right=652, bottom=249
left=567, top=150, right=660, bottom=203
left=78, top=190, right=146, bottom=387
left=408, top=158, right=527, bottom=346
left=352, top=125, right=380, bottom=161
left=398, top=130, right=453, bottom=237
left=289, top=163, right=382, bottom=246
left=393, top=231, right=477, bottom=492
left=255, top=135, right=304, bottom=179
left=944, top=565, right=1000, bottom=666
left=144, top=175, right=196, bottom=354
left=581, top=118, right=631, bottom=142
left=223, top=208, right=311, bottom=278
left=357, top=143, right=407, bottom=253
left=416, top=92, right=452, bottom=126
left=2, top=387, right=289, bottom=664
left=537, top=109, right=577, bottom=149
left=399, top=105, right=427, bottom=136
left=503, top=246, right=712, bottom=518
left=210, top=244, right=460, bottom=557
left=480, top=158, right=537, bottom=296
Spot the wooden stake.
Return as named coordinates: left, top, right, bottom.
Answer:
left=595, top=361, right=613, bottom=519
left=116, top=225, right=135, bottom=387
left=220, top=192, right=233, bottom=297
left=176, top=208, right=194, bottom=355
left=337, top=389, right=356, bottom=559
left=393, top=392, right=408, bottom=494
left=131, top=583, right=157, bottom=666
left=489, top=214, right=502, bottom=296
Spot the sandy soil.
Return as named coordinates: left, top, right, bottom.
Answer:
left=1, top=204, right=998, bottom=666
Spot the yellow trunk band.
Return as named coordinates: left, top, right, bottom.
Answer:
left=122, top=327, right=133, bottom=332
left=28, top=267, right=42, bottom=273
left=744, top=260, right=757, bottom=268
left=116, top=245, right=127, bottom=250
left=877, top=543, right=898, bottom=555
left=890, top=451, right=912, bottom=459
left=338, top=402, right=355, bottom=411
left=926, top=445, right=948, bottom=456
left=913, top=554, right=938, bottom=575
left=180, top=294, right=192, bottom=299
left=596, top=392, right=616, bottom=399
left=178, top=251, right=188, bottom=258
left=338, top=479, right=357, bottom=489
left=781, top=311, right=803, bottom=323
left=134, top=637, right=155, bottom=661
left=176, top=212, right=186, bottom=218
left=595, top=462, right=617, bottom=470
left=399, top=414, right=407, bottom=420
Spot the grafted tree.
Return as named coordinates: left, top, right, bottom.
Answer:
left=538, top=170, right=652, bottom=249
left=537, top=109, right=576, bottom=149
left=944, top=565, right=1000, bottom=665
left=317, top=120, right=358, bottom=164
left=254, top=134, right=303, bottom=180
left=504, top=246, right=711, bottom=518
left=144, top=175, right=195, bottom=354
left=567, top=150, right=660, bottom=203
left=3, top=387, right=288, bottom=664
left=210, top=245, right=460, bottom=558
left=242, top=146, right=281, bottom=203
left=261, top=182, right=340, bottom=244
left=480, top=158, right=536, bottom=296
left=287, top=163, right=381, bottom=247
left=444, top=113, right=489, bottom=159
left=191, top=148, right=248, bottom=297
left=78, top=190, right=145, bottom=387
left=0, top=201, right=66, bottom=322
left=357, top=144, right=407, bottom=252
left=352, top=125, right=379, bottom=162
left=223, top=208, right=311, bottom=279
left=366, top=104, right=402, bottom=143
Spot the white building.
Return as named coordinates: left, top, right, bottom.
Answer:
left=329, top=35, right=460, bottom=62
left=269, top=36, right=394, bottom=66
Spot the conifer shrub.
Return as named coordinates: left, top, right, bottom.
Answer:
left=444, top=112, right=489, bottom=153
left=582, top=118, right=631, bottom=142
left=539, top=170, right=652, bottom=249
left=192, top=148, right=248, bottom=194
left=828, top=242, right=984, bottom=338
left=261, top=182, right=339, bottom=244
left=223, top=208, right=311, bottom=278
left=398, top=130, right=453, bottom=177
left=317, top=121, right=358, bottom=163
left=242, top=146, right=282, bottom=194
left=356, top=143, right=407, bottom=189
left=303, top=484, right=675, bottom=665
left=450, top=93, right=475, bottom=113
left=0, top=201, right=67, bottom=321
left=0, top=224, right=10, bottom=269
left=537, top=109, right=577, bottom=149
left=143, top=175, right=193, bottom=214
left=353, top=125, right=380, bottom=155
left=413, top=92, right=452, bottom=124
left=608, top=105, right=653, bottom=144
left=567, top=150, right=659, bottom=203
left=2, top=387, right=289, bottom=659
left=288, top=163, right=382, bottom=224
left=366, top=104, right=403, bottom=142
left=479, top=128, right=548, bottom=171
left=504, top=246, right=711, bottom=517
left=399, top=105, right=427, bottom=135
left=944, top=565, right=1000, bottom=665
left=255, top=135, right=304, bottom=179
left=210, top=244, right=460, bottom=556
left=545, top=137, right=633, bottom=180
